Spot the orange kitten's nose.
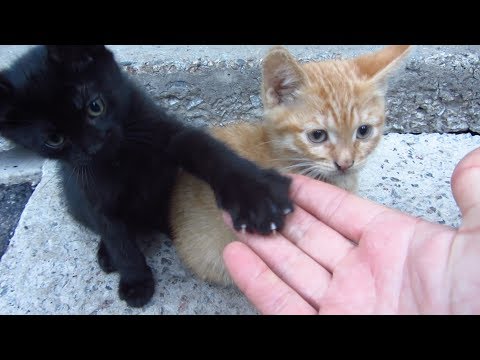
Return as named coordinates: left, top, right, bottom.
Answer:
left=334, top=160, right=354, bottom=171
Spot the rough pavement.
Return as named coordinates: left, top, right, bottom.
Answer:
left=0, top=183, right=36, bottom=260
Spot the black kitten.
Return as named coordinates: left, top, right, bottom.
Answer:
left=0, top=45, right=293, bottom=307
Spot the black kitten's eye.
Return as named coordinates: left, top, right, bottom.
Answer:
left=87, top=97, right=105, bottom=117
left=356, top=125, right=372, bottom=139
left=307, top=129, right=328, bottom=143
left=45, top=134, right=65, bottom=149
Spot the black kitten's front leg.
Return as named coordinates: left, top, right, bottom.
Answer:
left=169, top=128, right=293, bottom=235
left=97, top=241, right=116, bottom=273
left=98, top=216, right=154, bottom=308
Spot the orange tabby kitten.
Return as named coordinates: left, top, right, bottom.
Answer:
left=170, top=45, right=411, bottom=285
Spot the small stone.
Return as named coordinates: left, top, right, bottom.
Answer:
left=161, top=258, right=172, bottom=266
left=186, top=98, right=203, bottom=110
left=249, top=95, right=261, bottom=108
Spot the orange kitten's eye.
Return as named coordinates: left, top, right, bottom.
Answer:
left=87, top=97, right=106, bottom=117
left=307, top=130, right=328, bottom=143
left=356, top=125, right=372, bottom=139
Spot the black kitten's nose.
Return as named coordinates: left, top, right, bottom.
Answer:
left=335, top=161, right=354, bottom=171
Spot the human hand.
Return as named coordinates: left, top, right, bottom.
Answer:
left=223, top=147, right=480, bottom=314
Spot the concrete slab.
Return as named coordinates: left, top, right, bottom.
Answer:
left=0, top=148, right=44, bottom=186
left=358, top=133, right=479, bottom=227
left=0, top=133, right=478, bottom=314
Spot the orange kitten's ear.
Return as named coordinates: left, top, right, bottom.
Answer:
left=262, top=46, right=306, bottom=109
left=354, top=45, right=412, bottom=91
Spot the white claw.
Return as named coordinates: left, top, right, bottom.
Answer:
left=283, top=207, right=293, bottom=215
left=270, top=222, right=277, bottom=231
left=240, top=224, right=247, bottom=234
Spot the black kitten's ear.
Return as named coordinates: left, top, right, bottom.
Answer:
left=46, top=45, right=110, bottom=68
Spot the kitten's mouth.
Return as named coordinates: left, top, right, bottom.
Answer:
left=333, top=165, right=359, bottom=176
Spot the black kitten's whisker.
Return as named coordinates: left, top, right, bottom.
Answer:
left=81, top=166, right=88, bottom=190
left=64, top=166, right=76, bottom=188
left=74, top=167, right=81, bottom=188
left=86, top=166, right=100, bottom=199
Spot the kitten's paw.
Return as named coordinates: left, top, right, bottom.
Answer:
left=217, top=168, right=293, bottom=236
left=97, top=242, right=116, bottom=273
left=118, top=268, right=155, bottom=308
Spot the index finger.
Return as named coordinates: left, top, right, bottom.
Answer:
left=289, top=174, right=413, bottom=243
left=223, top=241, right=317, bottom=315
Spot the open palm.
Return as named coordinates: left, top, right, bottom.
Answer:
left=223, top=148, right=480, bottom=315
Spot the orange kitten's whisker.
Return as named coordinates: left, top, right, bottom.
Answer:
left=270, top=157, right=314, bottom=162
left=277, top=158, right=313, bottom=162
left=252, top=139, right=285, bottom=148
left=281, top=162, right=315, bottom=172
left=310, top=167, right=326, bottom=180
left=298, top=166, right=318, bottom=177
left=300, top=166, right=330, bottom=181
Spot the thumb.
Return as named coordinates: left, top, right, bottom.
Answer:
left=451, top=146, right=480, bottom=228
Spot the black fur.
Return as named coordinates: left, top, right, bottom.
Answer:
left=0, top=45, right=293, bottom=307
